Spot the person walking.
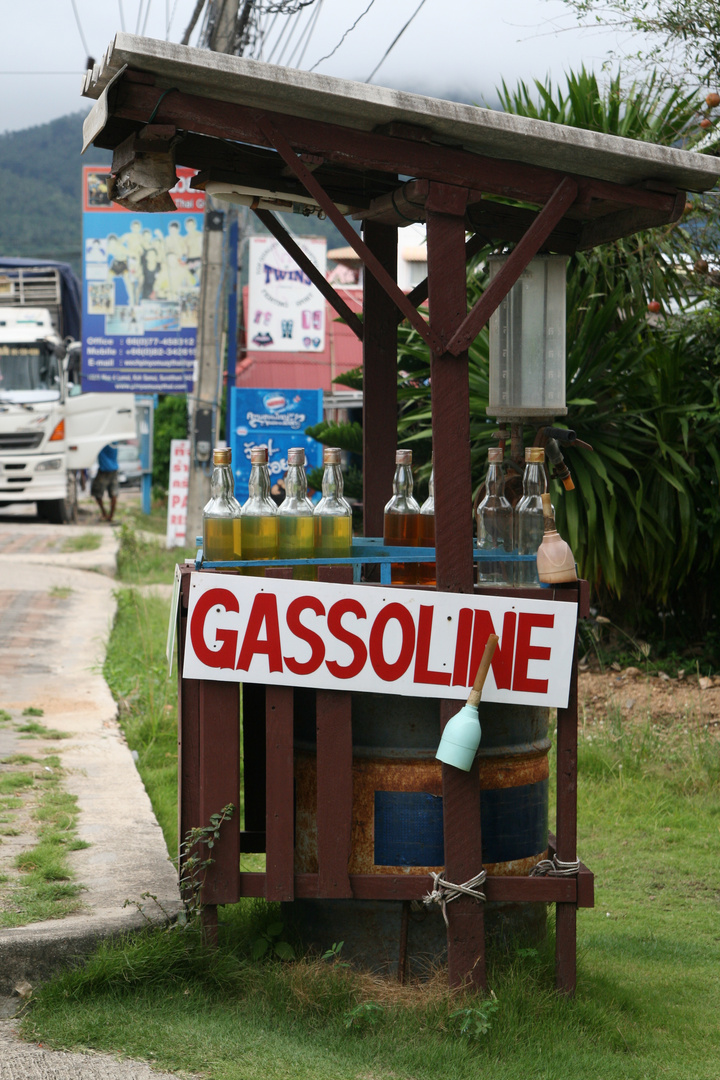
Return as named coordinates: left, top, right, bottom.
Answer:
left=92, top=444, right=119, bottom=523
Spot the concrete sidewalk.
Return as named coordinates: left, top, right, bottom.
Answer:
left=0, top=513, right=182, bottom=1025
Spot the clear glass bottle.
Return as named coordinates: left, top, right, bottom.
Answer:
left=313, top=447, right=352, bottom=559
left=417, top=460, right=435, bottom=587
left=476, top=447, right=514, bottom=586
left=240, top=446, right=278, bottom=574
left=384, top=449, right=421, bottom=585
left=514, top=446, right=548, bottom=586
left=202, top=446, right=242, bottom=562
left=278, top=447, right=315, bottom=581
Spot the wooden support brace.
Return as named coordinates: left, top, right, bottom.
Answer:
left=445, top=175, right=578, bottom=356
left=256, top=114, right=443, bottom=354
left=252, top=207, right=364, bottom=341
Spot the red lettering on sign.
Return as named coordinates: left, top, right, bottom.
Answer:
left=470, top=609, right=516, bottom=690
left=368, top=603, right=415, bottom=682
left=236, top=593, right=283, bottom=673
left=413, top=606, right=451, bottom=686
left=326, top=598, right=367, bottom=679
left=451, top=608, right=474, bottom=686
left=189, top=588, right=238, bottom=669
left=512, top=612, right=553, bottom=694
left=284, top=596, right=326, bottom=675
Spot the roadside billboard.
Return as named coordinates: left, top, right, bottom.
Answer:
left=228, top=387, right=324, bottom=500
left=247, top=236, right=326, bottom=353
left=81, top=166, right=204, bottom=393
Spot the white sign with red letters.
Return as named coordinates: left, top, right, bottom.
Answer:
left=166, top=438, right=190, bottom=549
left=183, top=575, right=578, bottom=707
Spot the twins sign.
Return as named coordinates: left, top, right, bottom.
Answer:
left=183, top=576, right=578, bottom=707
left=247, top=236, right=326, bottom=352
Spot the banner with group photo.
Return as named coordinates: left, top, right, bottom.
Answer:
left=82, top=166, right=205, bottom=394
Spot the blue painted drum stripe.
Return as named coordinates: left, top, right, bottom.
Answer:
left=373, top=781, right=548, bottom=867
left=374, top=791, right=444, bottom=867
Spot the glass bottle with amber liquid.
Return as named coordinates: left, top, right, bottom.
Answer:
left=278, top=447, right=315, bottom=580
left=240, top=446, right=278, bottom=574
left=313, top=447, right=353, bottom=560
left=417, top=460, right=435, bottom=586
left=202, top=446, right=242, bottom=562
left=384, top=448, right=421, bottom=584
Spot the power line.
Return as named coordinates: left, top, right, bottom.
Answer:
left=141, top=0, right=154, bottom=35
left=118, top=0, right=126, bottom=32
left=365, top=0, right=428, bottom=83
left=68, top=0, right=91, bottom=59
left=308, top=0, right=376, bottom=72
left=271, top=7, right=303, bottom=65
left=288, top=0, right=323, bottom=68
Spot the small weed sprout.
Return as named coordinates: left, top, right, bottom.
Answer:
left=22, top=707, right=44, bottom=718
left=448, top=998, right=500, bottom=1040
left=177, top=804, right=235, bottom=919
left=250, top=920, right=295, bottom=961
left=344, top=1002, right=385, bottom=1031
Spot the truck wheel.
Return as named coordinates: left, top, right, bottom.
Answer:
left=38, top=471, right=78, bottom=525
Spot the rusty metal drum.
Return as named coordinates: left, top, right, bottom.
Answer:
left=290, top=689, right=549, bottom=972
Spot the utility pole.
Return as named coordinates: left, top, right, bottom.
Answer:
left=186, top=0, right=247, bottom=547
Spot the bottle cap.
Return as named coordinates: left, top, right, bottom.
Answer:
left=525, top=446, right=545, bottom=463
left=323, top=447, right=342, bottom=464
left=250, top=446, right=268, bottom=465
left=488, top=447, right=503, bottom=463
left=213, top=447, right=231, bottom=466
left=396, top=449, right=412, bottom=465
left=287, top=447, right=305, bottom=466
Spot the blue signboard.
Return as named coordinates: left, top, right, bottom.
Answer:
left=81, top=166, right=204, bottom=393
left=228, top=387, right=324, bottom=499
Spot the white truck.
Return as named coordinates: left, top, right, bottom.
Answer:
left=0, top=263, right=136, bottom=523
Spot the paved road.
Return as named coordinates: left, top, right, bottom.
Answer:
left=0, top=500, right=188, bottom=1078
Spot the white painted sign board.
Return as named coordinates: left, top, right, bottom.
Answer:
left=166, top=438, right=189, bottom=548
left=247, top=235, right=326, bottom=353
left=183, top=575, right=578, bottom=708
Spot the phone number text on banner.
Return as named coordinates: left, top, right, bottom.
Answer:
left=183, top=575, right=578, bottom=708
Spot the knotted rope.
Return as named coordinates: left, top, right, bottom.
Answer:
left=530, top=855, right=581, bottom=877
left=423, top=869, right=487, bottom=927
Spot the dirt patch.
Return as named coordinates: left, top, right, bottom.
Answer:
left=578, top=666, right=720, bottom=733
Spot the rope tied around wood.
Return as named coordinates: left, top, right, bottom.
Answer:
left=423, top=869, right=487, bottom=927
left=530, top=855, right=581, bottom=877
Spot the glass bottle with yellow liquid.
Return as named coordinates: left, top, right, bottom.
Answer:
left=278, top=447, right=315, bottom=580
left=384, top=448, right=421, bottom=584
left=417, top=461, right=435, bottom=586
left=240, top=446, right=278, bottom=574
left=313, top=447, right=352, bottom=561
left=202, top=446, right=241, bottom=562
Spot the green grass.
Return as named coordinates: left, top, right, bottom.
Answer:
left=115, top=524, right=194, bottom=587
left=19, top=585, right=720, bottom=1078
left=62, top=533, right=102, bottom=553
left=17, top=721, right=69, bottom=740
left=0, top=759, right=86, bottom=927
left=49, top=585, right=73, bottom=599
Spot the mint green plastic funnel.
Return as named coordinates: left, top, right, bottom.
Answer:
left=436, top=634, right=499, bottom=772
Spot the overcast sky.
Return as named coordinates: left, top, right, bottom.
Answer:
left=1, top=0, right=641, bottom=134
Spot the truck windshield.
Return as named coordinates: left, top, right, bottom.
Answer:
left=0, top=344, right=60, bottom=393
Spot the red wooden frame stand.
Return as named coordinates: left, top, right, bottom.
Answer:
left=177, top=566, right=593, bottom=994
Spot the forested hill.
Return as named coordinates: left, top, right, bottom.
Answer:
left=0, top=111, right=353, bottom=279
left=0, top=113, right=109, bottom=276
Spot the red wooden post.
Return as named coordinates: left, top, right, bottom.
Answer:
left=266, top=684, right=295, bottom=901
left=362, top=220, right=398, bottom=539
left=316, top=690, right=353, bottom=897
left=555, top=626, right=579, bottom=994
left=426, top=184, right=486, bottom=989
